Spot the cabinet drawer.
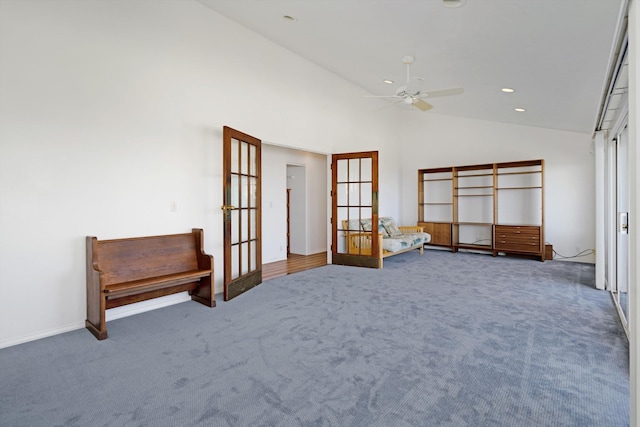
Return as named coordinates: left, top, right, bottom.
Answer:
left=495, top=225, right=540, bottom=236
left=495, top=234, right=540, bottom=243
left=494, top=225, right=541, bottom=253
left=495, top=241, right=541, bottom=252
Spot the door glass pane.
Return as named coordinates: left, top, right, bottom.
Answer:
left=361, top=183, right=372, bottom=206
left=249, top=144, right=256, bottom=176
left=232, top=244, right=239, bottom=279
left=337, top=183, right=348, bottom=206
left=241, top=242, right=249, bottom=275
left=241, top=176, right=249, bottom=208
left=361, top=207, right=372, bottom=220
left=250, top=240, right=256, bottom=271
left=241, top=209, right=248, bottom=242
left=349, top=207, right=360, bottom=223
left=361, top=158, right=372, bottom=181
left=349, top=183, right=360, bottom=206
left=231, top=138, right=239, bottom=174
left=349, top=159, right=360, bottom=182
left=241, top=141, right=248, bottom=175
left=231, top=209, right=239, bottom=244
left=231, top=174, right=239, bottom=208
left=250, top=209, right=256, bottom=240
left=337, top=207, right=349, bottom=229
left=337, top=159, right=348, bottom=182
left=249, top=177, right=257, bottom=207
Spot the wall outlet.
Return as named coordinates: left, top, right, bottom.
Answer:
left=169, top=201, right=177, bottom=212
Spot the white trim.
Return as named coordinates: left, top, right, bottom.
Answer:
left=595, top=131, right=606, bottom=290
left=105, top=292, right=191, bottom=322
left=0, top=322, right=85, bottom=350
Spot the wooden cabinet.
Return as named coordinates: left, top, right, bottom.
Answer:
left=418, top=222, right=452, bottom=246
left=494, top=225, right=541, bottom=253
left=418, top=159, right=544, bottom=261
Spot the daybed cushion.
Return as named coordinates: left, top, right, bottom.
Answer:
left=382, top=232, right=431, bottom=253
left=361, top=218, right=389, bottom=237
left=380, top=217, right=402, bottom=236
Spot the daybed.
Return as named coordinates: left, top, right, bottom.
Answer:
left=342, top=217, right=431, bottom=268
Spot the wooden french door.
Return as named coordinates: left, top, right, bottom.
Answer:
left=331, top=151, right=380, bottom=268
left=222, top=126, right=262, bottom=301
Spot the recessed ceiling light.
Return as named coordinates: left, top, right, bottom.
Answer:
left=501, top=88, right=515, bottom=93
left=383, top=79, right=394, bottom=84
left=514, top=108, right=526, bottom=112
left=282, top=15, right=296, bottom=22
left=442, top=0, right=466, bottom=8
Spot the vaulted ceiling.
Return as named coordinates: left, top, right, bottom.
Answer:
left=198, top=0, right=624, bottom=134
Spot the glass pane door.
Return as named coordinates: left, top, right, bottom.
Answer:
left=331, top=151, right=380, bottom=268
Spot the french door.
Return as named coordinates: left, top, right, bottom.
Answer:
left=222, top=126, right=262, bottom=301
left=331, top=151, right=380, bottom=268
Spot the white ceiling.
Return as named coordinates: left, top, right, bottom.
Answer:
left=197, top=0, right=624, bottom=134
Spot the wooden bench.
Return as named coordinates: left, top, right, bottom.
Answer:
left=85, top=228, right=214, bottom=340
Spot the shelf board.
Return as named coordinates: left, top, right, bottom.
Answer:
left=455, top=185, right=493, bottom=189
left=456, top=173, right=493, bottom=178
left=422, top=202, right=453, bottom=205
left=456, top=194, right=493, bottom=197
left=496, top=186, right=542, bottom=190
left=455, top=243, right=493, bottom=250
left=418, top=221, right=452, bottom=224
left=454, top=222, right=493, bottom=226
left=497, top=170, right=541, bottom=176
left=423, top=178, right=453, bottom=182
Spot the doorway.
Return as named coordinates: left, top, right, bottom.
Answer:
left=287, top=164, right=306, bottom=256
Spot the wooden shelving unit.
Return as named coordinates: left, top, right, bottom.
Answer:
left=418, top=159, right=544, bottom=261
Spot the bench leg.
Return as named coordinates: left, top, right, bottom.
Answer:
left=85, top=319, right=107, bottom=340
left=190, top=276, right=216, bottom=307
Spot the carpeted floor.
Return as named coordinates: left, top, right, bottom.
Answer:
left=0, top=251, right=629, bottom=426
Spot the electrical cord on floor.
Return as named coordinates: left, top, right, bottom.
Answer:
left=551, top=248, right=595, bottom=260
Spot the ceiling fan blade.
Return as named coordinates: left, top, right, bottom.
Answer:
left=413, top=99, right=433, bottom=111
left=364, top=95, right=403, bottom=98
left=375, top=98, right=406, bottom=111
left=420, top=87, right=464, bottom=98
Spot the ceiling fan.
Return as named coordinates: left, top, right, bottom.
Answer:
left=368, top=55, right=464, bottom=111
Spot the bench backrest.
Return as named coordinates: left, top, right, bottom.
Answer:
left=93, top=233, right=199, bottom=286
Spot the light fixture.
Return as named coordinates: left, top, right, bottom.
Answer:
left=383, top=79, right=394, bottom=84
left=442, top=0, right=466, bottom=8
left=501, top=88, right=515, bottom=93
left=514, top=108, right=526, bottom=112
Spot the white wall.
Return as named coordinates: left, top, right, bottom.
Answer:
left=0, top=0, right=399, bottom=347
left=398, top=113, right=596, bottom=263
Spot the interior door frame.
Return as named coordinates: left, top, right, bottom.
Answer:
left=222, top=126, right=262, bottom=301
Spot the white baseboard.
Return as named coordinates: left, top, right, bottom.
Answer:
left=0, top=293, right=192, bottom=349
left=106, top=292, right=191, bottom=321
left=0, top=322, right=84, bottom=350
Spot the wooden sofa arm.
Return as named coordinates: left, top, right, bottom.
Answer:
left=344, top=232, right=383, bottom=258
left=398, top=226, right=424, bottom=234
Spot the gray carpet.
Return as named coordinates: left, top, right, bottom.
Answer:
left=0, top=251, right=629, bottom=426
